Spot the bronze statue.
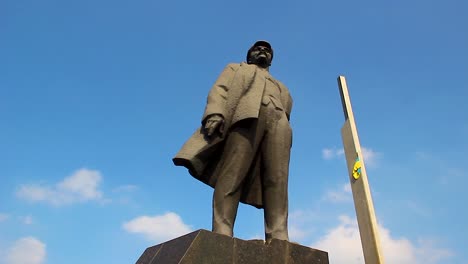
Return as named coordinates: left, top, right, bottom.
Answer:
left=173, top=40, right=293, bottom=242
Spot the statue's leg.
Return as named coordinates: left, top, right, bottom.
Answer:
left=261, top=110, right=292, bottom=242
left=212, top=120, right=260, bottom=237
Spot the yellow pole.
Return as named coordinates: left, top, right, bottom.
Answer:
left=338, top=76, right=385, bottom=264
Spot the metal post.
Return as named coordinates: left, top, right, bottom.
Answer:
left=338, top=75, right=385, bottom=264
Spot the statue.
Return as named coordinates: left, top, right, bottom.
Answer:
left=173, top=40, right=293, bottom=242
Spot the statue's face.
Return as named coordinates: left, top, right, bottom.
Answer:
left=248, top=45, right=272, bottom=68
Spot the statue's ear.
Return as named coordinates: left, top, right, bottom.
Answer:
left=246, top=54, right=252, bottom=64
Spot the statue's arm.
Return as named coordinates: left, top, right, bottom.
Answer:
left=285, top=93, right=293, bottom=121
left=201, top=63, right=238, bottom=124
left=278, top=81, right=293, bottom=121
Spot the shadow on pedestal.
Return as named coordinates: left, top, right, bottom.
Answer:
left=136, top=229, right=328, bottom=264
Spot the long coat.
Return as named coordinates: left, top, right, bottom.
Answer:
left=173, top=62, right=293, bottom=208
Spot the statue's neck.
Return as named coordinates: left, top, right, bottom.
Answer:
left=254, top=64, right=270, bottom=72
left=245, top=62, right=270, bottom=72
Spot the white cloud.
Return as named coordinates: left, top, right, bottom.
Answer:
left=439, top=167, right=464, bottom=186
left=288, top=210, right=320, bottom=242
left=289, top=224, right=309, bottom=241
left=16, top=168, right=106, bottom=206
left=20, top=215, right=34, bottom=225
left=413, top=239, right=454, bottom=263
left=323, top=183, right=352, bottom=203
left=406, top=201, right=430, bottom=217
left=415, top=151, right=431, bottom=160
left=248, top=234, right=263, bottom=240
left=112, top=185, right=138, bottom=192
left=322, top=147, right=345, bottom=160
left=312, top=215, right=453, bottom=264
left=313, top=215, right=364, bottom=263
left=361, top=147, right=381, bottom=168
left=0, top=213, right=9, bottom=222
left=322, top=146, right=381, bottom=168
left=5, top=237, right=46, bottom=264
left=123, top=212, right=192, bottom=243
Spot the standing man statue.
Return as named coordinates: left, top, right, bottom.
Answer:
left=173, top=40, right=293, bottom=242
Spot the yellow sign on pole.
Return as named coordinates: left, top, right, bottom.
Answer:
left=338, top=76, right=385, bottom=264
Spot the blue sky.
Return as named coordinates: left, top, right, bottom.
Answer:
left=1, top=0, right=467, bottom=263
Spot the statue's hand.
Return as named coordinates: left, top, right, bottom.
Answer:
left=204, top=114, right=225, bottom=137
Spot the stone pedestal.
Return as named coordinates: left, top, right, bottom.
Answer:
left=136, top=229, right=328, bottom=264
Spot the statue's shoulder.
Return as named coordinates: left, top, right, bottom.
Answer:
left=225, top=63, right=242, bottom=71
left=275, top=78, right=286, bottom=88
left=271, top=77, right=289, bottom=92
left=217, top=63, right=241, bottom=77
left=273, top=78, right=292, bottom=102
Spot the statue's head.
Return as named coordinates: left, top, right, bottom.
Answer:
left=246, top=40, right=273, bottom=68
